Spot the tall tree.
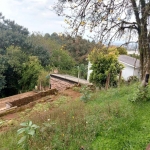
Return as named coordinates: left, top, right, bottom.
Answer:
left=89, top=47, right=123, bottom=87
left=50, top=49, right=75, bottom=70
left=49, top=33, right=96, bottom=64
left=29, top=33, right=61, bottom=52
left=19, top=56, right=43, bottom=91
left=0, top=55, right=6, bottom=93
left=0, top=46, right=28, bottom=97
left=54, top=0, right=150, bottom=80
left=0, top=13, right=29, bottom=51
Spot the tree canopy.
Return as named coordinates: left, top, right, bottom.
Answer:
left=50, top=49, right=75, bottom=70
left=54, top=0, right=150, bottom=79
left=89, top=47, right=123, bottom=87
left=0, top=13, right=29, bottom=51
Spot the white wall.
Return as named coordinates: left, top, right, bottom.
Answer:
left=133, top=68, right=141, bottom=79
left=121, top=64, right=134, bottom=80
left=121, top=63, right=140, bottom=80
left=127, top=51, right=139, bottom=55
left=87, top=61, right=93, bottom=81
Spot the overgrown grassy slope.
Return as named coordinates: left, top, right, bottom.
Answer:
left=1, top=84, right=150, bottom=150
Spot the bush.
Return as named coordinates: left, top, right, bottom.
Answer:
left=127, top=76, right=139, bottom=84
left=80, top=86, right=91, bottom=103
left=37, top=70, right=50, bottom=89
left=17, top=121, right=39, bottom=150
left=129, top=83, right=150, bottom=102
left=89, top=47, right=124, bottom=87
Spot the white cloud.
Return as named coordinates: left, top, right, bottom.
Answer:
left=0, top=0, right=65, bottom=34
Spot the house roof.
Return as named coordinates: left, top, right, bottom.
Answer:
left=118, top=55, right=140, bottom=68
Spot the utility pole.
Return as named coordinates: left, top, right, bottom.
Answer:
left=77, top=66, right=80, bottom=84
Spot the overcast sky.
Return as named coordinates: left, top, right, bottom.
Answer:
left=0, top=0, right=66, bottom=35
left=0, top=0, right=127, bottom=44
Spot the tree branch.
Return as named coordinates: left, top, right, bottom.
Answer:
left=130, top=0, right=141, bottom=33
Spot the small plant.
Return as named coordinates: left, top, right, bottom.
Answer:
left=80, top=86, right=91, bottom=103
left=0, top=120, right=5, bottom=127
left=129, top=83, right=150, bottom=102
left=72, top=86, right=81, bottom=92
left=17, top=121, right=39, bottom=150
left=127, top=76, right=139, bottom=84
left=40, top=120, right=56, bottom=136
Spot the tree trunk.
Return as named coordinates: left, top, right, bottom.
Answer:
left=139, top=34, right=150, bottom=85
left=105, top=73, right=110, bottom=90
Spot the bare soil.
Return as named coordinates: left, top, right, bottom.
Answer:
left=0, top=88, right=81, bottom=121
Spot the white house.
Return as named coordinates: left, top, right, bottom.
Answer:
left=87, top=55, right=140, bottom=81
left=118, top=55, right=140, bottom=80
left=87, top=61, right=93, bottom=81
left=127, top=50, right=139, bottom=55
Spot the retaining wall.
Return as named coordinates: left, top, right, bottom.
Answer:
left=8, top=89, right=58, bottom=107
left=51, top=77, right=75, bottom=91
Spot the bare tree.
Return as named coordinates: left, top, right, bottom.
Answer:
left=54, top=0, right=150, bottom=81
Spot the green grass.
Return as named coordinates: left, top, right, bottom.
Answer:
left=1, top=84, right=150, bottom=149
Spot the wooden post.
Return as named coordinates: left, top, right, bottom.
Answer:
left=77, top=66, right=80, bottom=85
left=118, top=70, right=122, bottom=87
left=40, top=81, right=42, bottom=91
left=105, top=73, right=110, bottom=90
left=49, top=74, right=51, bottom=89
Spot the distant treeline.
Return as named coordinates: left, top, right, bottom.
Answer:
left=0, top=13, right=98, bottom=98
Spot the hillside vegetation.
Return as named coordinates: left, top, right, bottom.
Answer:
left=0, top=13, right=99, bottom=98
left=0, top=13, right=129, bottom=98
left=1, top=84, right=150, bottom=150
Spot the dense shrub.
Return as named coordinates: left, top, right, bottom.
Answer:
left=130, top=83, right=150, bottom=102
left=89, top=47, right=123, bottom=87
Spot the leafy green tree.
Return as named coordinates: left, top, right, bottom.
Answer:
left=78, top=64, right=88, bottom=79
left=29, top=45, right=50, bottom=67
left=0, top=13, right=29, bottom=51
left=60, top=35, right=95, bottom=64
left=19, top=56, right=43, bottom=91
left=28, top=33, right=63, bottom=67
left=89, top=47, right=123, bottom=87
left=44, top=33, right=51, bottom=39
left=0, top=13, right=31, bottom=97
left=0, top=14, right=53, bottom=96
left=0, top=46, right=28, bottom=97
left=50, top=32, right=62, bottom=44
left=0, top=74, right=5, bottom=92
left=49, top=33, right=97, bottom=64
left=37, top=70, right=50, bottom=89
left=0, top=56, right=6, bottom=93
left=117, top=47, right=127, bottom=55
left=50, top=49, right=75, bottom=71
left=29, top=33, right=61, bottom=52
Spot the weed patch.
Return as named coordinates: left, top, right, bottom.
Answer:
left=1, top=84, right=150, bottom=149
